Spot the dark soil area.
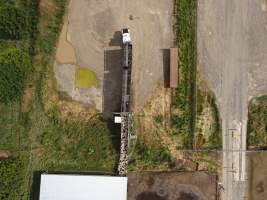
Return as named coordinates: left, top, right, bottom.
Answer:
left=128, top=172, right=217, bottom=200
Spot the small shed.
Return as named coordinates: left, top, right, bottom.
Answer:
left=39, top=174, right=128, bottom=200
left=170, top=47, right=178, bottom=88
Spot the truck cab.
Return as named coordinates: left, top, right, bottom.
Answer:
left=121, top=28, right=131, bottom=44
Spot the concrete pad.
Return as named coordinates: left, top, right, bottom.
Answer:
left=53, top=62, right=102, bottom=109
left=67, top=0, right=174, bottom=113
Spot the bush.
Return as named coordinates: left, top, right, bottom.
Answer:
left=0, top=157, right=29, bottom=200
left=0, top=48, right=32, bottom=104
left=247, top=96, right=267, bottom=149
left=0, top=6, right=27, bottom=39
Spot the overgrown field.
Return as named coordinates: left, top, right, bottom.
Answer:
left=247, top=96, right=267, bottom=149
left=128, top=119, right=175, bottom=171
left=171, top=0, right=221, bottom=150
left=0, top=0, right=119, bottom=199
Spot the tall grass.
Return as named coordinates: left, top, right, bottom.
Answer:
left=171, top=0, right=197, bottom=149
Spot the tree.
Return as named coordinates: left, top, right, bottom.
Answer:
left=0, top=5, right=27, bottom=39
left=0, top=48, right=32, bottom=104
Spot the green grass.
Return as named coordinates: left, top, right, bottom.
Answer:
left=75, top=67, right=97, bottom=88
left=0, top=0, right=120, bottom=198
left=247, top=96, right=267, bottom=149
left=0, top=155, right=29, bottom=200
left=129, top=139, right=174, bottom=171
left=0, top=48, right=32, bottom=104
left=35, top=107, right=117, bottom=171
left=171, top=0, right=197, bottom=149
left=172, top=0, right=221, bottom=150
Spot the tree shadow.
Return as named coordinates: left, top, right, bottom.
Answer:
left=162, top=49, right=170, bottom=88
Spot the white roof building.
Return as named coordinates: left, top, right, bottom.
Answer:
left=39, top=174, right=128, bottom=200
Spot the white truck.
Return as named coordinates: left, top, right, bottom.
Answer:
left=121, top=28, right=131, bottom=44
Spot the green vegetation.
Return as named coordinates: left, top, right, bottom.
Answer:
left=0, top=0, right=119, bottom=199
left=128, top=117, right=174, bottom=171
left=37, top=108, right=117, bottom=171
left=153, top=114, right=164, bottom=124
left=206, top=95, right=221, bottom=149
left=129, top=139, right=173, bottom=170
left=247, top=96, right=267, bottom=149
left=75, top=67, right=97, bottom=88
left=0, top=156, right=29, bottom=200
left=36, top=0, right=66, bottom=55
left=0, top=0, right=38, bottom=54
left=172, top=0, right=197, bottom=149
left=0, top=5, right=27, bottom=39
left=172, top=0, right=221, bottom=150
left=0, top=48, right=32, bottom=104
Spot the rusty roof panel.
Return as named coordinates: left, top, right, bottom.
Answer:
left=170, top=47, right=178, bottom=88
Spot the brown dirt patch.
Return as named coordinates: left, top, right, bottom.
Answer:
left=22, top=86, right=34, bottom=109
left=40, top=0, right=55, bottom=9
left=135, top=83, right=184, bottom=160
left=0, top=150, right=10, bottom=159
left=128, top=171, right=217, bottom=200
left=135, top=84, right=222, bottom=172
left=248, top=152, right=267, bottom=200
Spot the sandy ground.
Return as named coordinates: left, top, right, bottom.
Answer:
left=128, top=172, right=217, bottom=200
left=64, top=0, right=174, bottom=115
left=55, top=18, right=76, bottom=64
left=198, top=0, right=267, bottom=199
left=54, top=3, right=102, bottom=110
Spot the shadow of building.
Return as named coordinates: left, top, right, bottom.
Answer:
left=162, top=49, right=170, bottom=88
left=103, top=49, right=123, bottom=119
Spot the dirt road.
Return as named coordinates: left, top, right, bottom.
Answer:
left=198, top=0, right=267, bottom=199
left=65, top=0, right=173, bottom=116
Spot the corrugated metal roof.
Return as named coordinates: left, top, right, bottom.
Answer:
left=39, top=174, right=128, bottom=200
